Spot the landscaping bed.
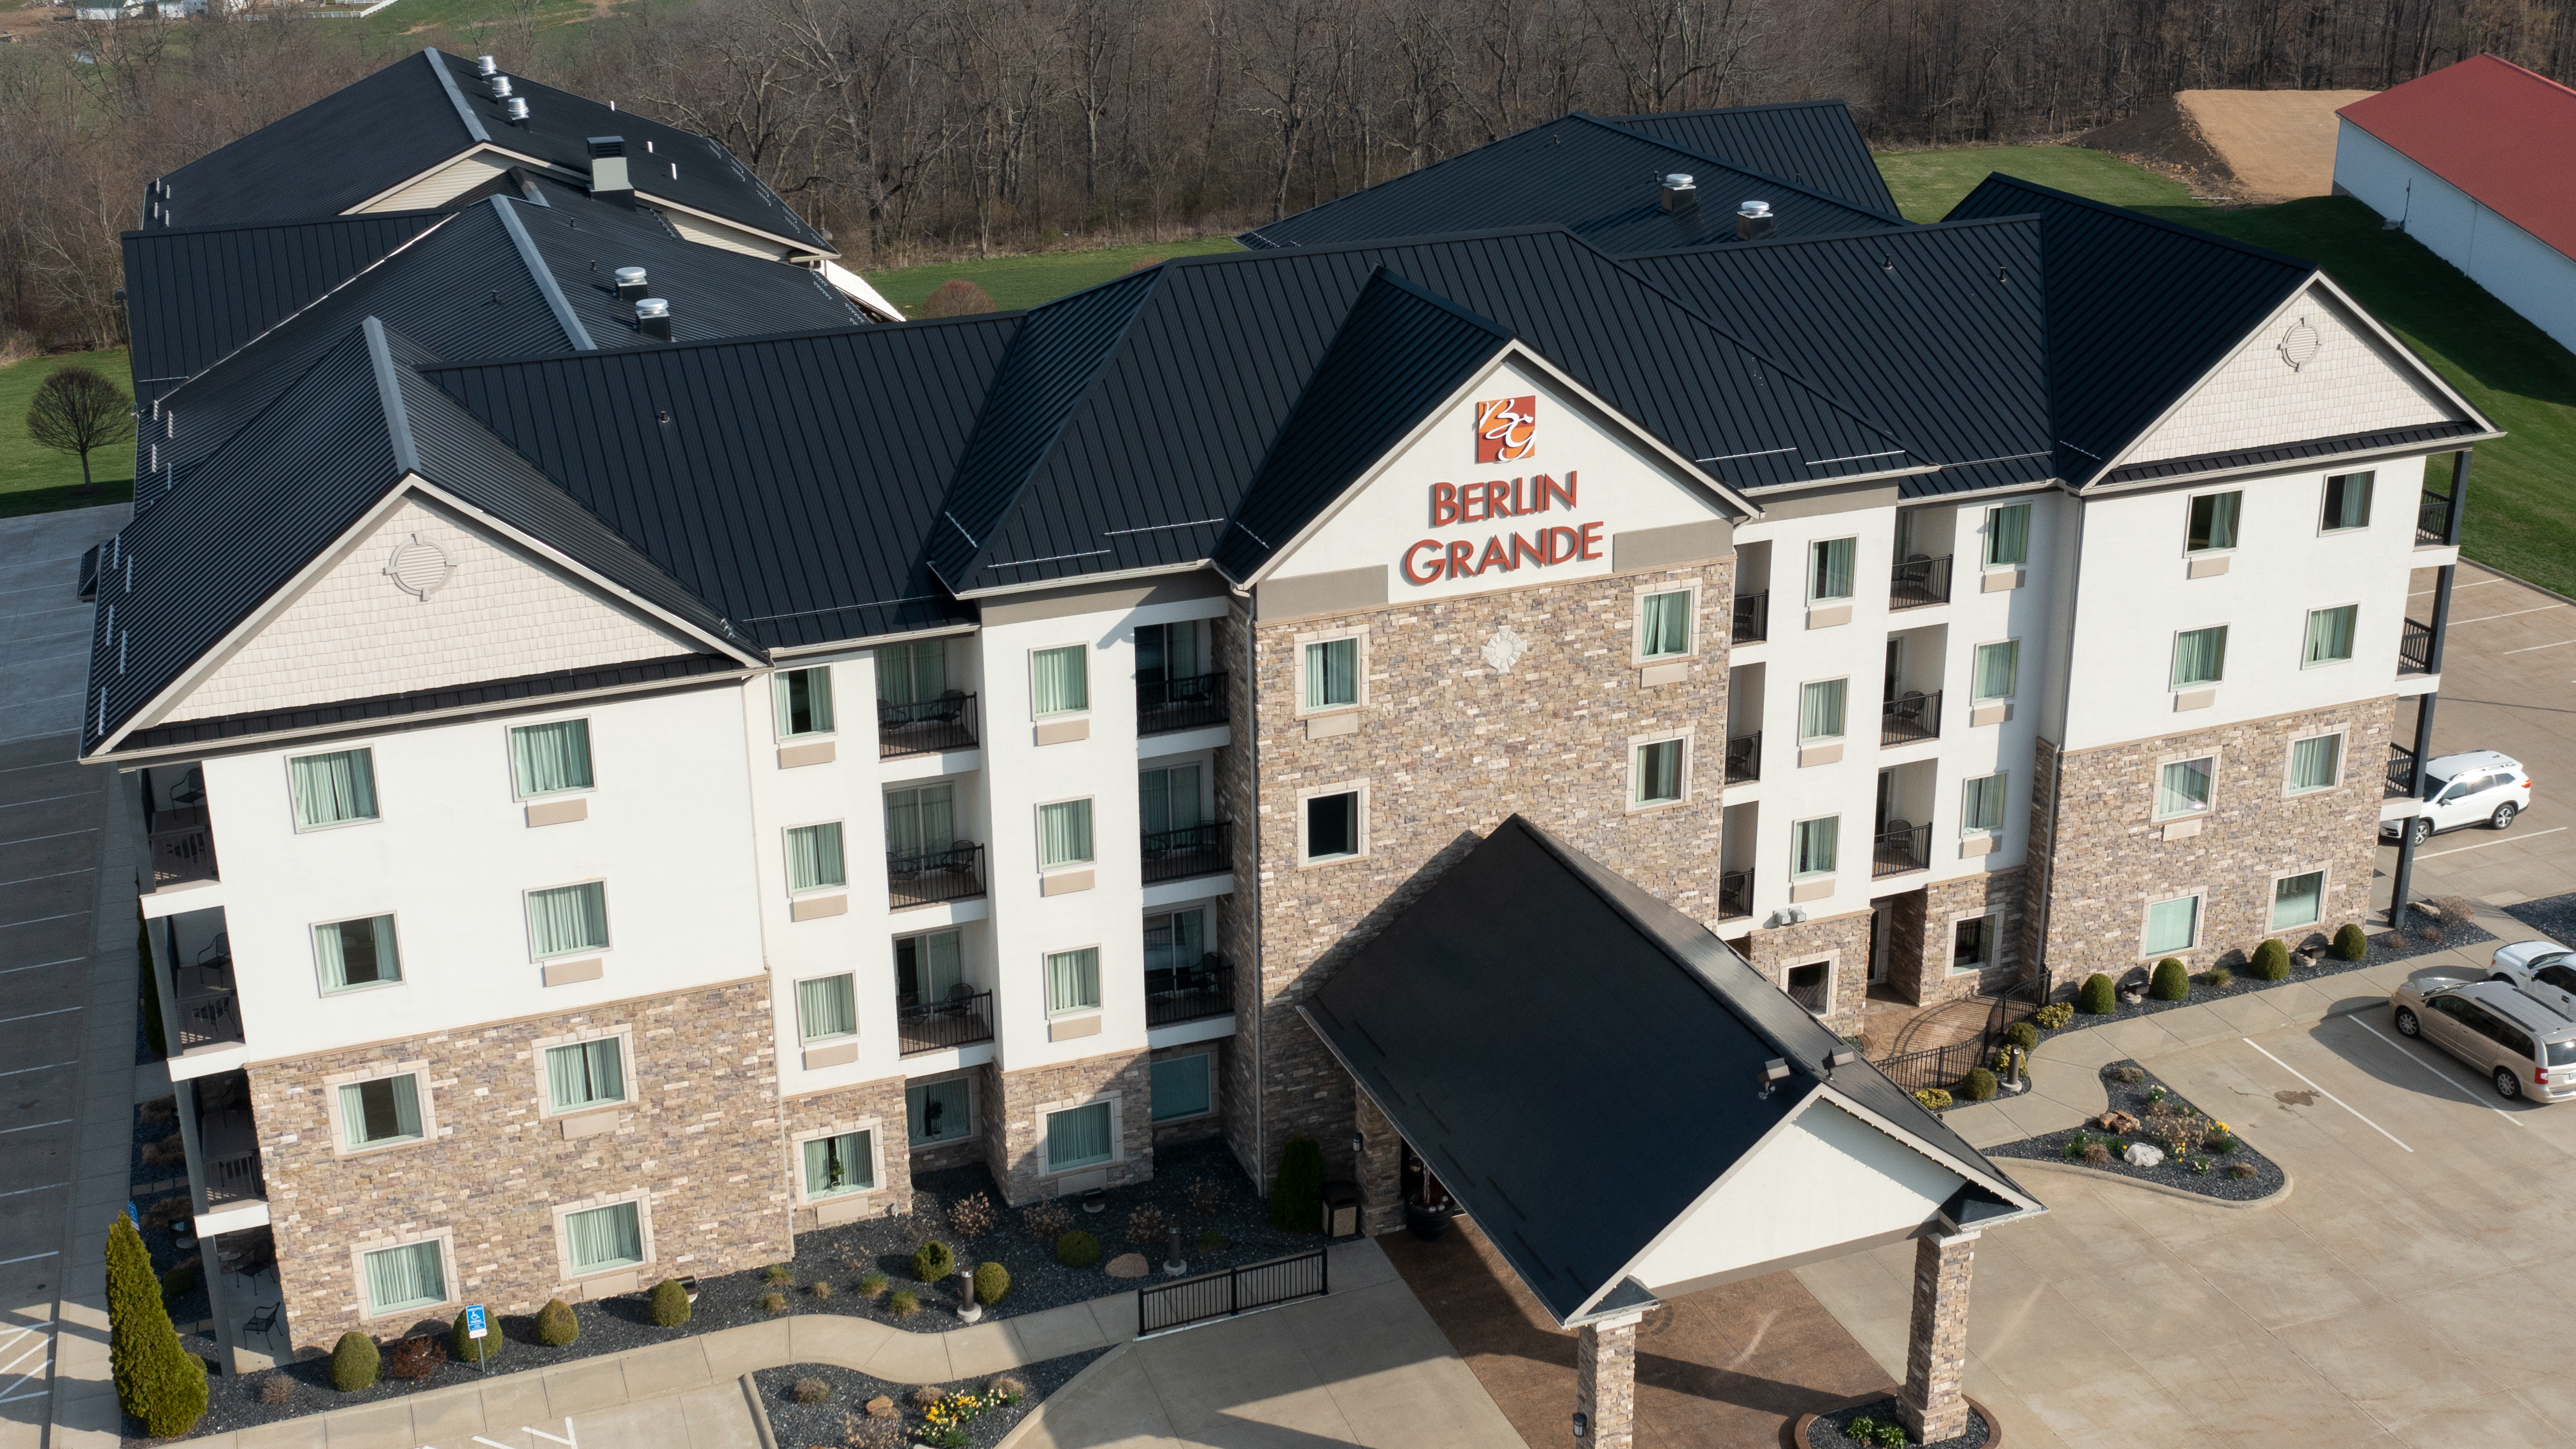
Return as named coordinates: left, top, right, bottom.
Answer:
left=1803, top=1395, right=1991, bottom=1448
left=2038, top=906, right=2491, bottom=1037
left=1984, top=1060, right=2286, bottom=1203
left=2504, top=890, right=2576, bottom=948
left=754, top=1352, right=1103, bottom=1449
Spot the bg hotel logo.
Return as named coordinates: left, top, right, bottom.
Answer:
left=1401, top=395, right=1603, bottom=585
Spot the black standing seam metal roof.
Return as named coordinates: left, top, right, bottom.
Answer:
left=1238, top=113, right=1902, bottom=258
left=1302, top=815, right=2038, bottom=1325
left=1603, top=101, right=1901, bottom=218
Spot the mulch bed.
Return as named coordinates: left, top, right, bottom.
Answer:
left=1805, top=1395, right=1991, bottom=1449
left=754, top=1351, right=1103, bottom=1449
left=1984, top=1060, right=2286, bottom=1203
left=2504, top=890, right=2576, bottom=947
left=2029, top=911, right=2493, bottom=1039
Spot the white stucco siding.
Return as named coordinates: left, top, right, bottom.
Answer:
left=2124, top=284, right=2455, bottom=467
left=2333, top=120, right=2576, bottom=355
left=163, top=496, right=698, bottom=725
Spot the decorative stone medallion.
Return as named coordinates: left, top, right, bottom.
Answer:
left=1481, top=624, right=1529, bottom=675
left=2277, top=317, right=2322, bottom=372
left=383, top=532, right=454, bottom=599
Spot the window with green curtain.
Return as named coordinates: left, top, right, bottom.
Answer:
left=1798, top=679, right=1847, bottom=741
left=1639, top=590, right=1692, bottom=659
left=1961, top=773, right=2007, bottom=834
left=527, top=882, right=608, bottom=957
left=2156, top=758, right=2214, bottom=818
left=1634, top=739, right=1684, bottom=805
left=2289, top=734, right=2341, bottom=792
left=1305, top=791, right=1359, bottom=860
left=896, top=931, right=961, bottom=1006
left=510, top=720, right=593, bottom=797
left=907, top=1078, right=971, bottom=1144
left=1985, top=504, right=2030, bottom=567
left=1045, top=947, right=1101, bottom=1015
left=289, top=748, right=377, bottom=828
left=774, top=667, right=836, bottom=736
left=1045, top=1101, right=1113, bottom=1171
left=1792, top=817, right=1839, bottom=877
left=1808, top=538, right=1856, bottom=601
left=361, top=1241, right=445, bottom=1317
left=877, top=642, right=945, bottom=705
left=544, top=1039, right=624, bottom=1111
left=2303, top=605, right=2357, bottom=666
left=1304, top=638, right=1358, bottom=710
left=2187, top=492, right=2240, bottom=552
left=797, top=973, right=856, bottom=1041
left=2323, top=471, right=2374, bottom=531
left=2171, top=626, right=2228, bottom=688
left=1031, top=645, right=1089, bottom=716
left=564, top=1202, right=643, bottom=1274
left=803, top=1130, right=875, bottom=1197
left=314, top=915, right=399, bottom=992
left=2272, top=872, right=2324, bottom=930
left=1038, top=799, right=1094, bottom=868
left=884, top=783, right=954, bottom=860
left=1150, top=1055, right=1212, bottom=1122
left=787, top=822, right=846, bottom=892
left=338, top=1074, right=422, bottom=1148
left=2144, top=895, right=2200, bottom=954
left=1138, top=764, right=1202, bottom=836
left=1973, top=641, right=2019, bottom=701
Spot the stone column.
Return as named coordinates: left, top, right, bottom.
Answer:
left=1900, top=1229, right=1979, bottom=1442
left=1575, top=1314, right=1641, bottom=1449
left=1354, top=1092, right=1403, bottom=1236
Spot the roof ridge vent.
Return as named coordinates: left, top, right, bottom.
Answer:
left=1659, top=172, right=1696, bottom=214
left=1735, top=199, right=1775, bottom=241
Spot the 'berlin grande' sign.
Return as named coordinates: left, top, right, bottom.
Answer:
left=1401, top=471, right=1602, bottom=584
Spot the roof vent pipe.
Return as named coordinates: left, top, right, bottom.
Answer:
left=476, top=55, right=497, bottom=76
left=614, top=266, right=648, bottom=301
left=636, top=297, right=672, bottom=341
left=1736, top=199, right=1775, bottom=241
left=1659, top=172, right=1696, bottom=214
left=489, top=74, right=512, bottom=99
left=506, top=97, right=530, bottom=125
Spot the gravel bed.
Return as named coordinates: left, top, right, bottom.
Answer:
left=126, top=1096, right=210, bottom=1336
left=2029, top=913, right=2492, bottom=1039
left=1984, top=1060, right=2286, bottom=1203
left=754, top=1351, right=1103, bottom=1449
left=1805, top=1396, right=1989, bottom=1449
left=2503, top=890, right=2576, bottom=948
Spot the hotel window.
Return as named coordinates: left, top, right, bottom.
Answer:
left=510, top=720, right=593, bottom=797
left=877, top=641, right=945, bottom=705
left=1043, top=1101, right=1115, bottom=1173
left=1151, top=1054, right=1213, bottom=1122
left=774, top=666, right=836, bottom=737
left=527, top=882, right=608, bottom=957
left=1136, top=621, right=1206, bottom=683
left=1972, top=641, right=2019, bottom=702
left=787, top=822, right=846, bottom=893
left=908, top=1078, right=972, bottom=1145
left=896, top=929, right=962, bottom=1008
left=1952, top=917, right=1994, bottom=973
left=2171, top=626, right=2228, bottom=689
left=1961, top=773, right=2007, bottom=836
left=289, top=748, right=378, bottom=829
left=1985, top=504, right=2030, bottom=567
left=1145, top=906, right=1208, bottom=974
left=338, top=1073, right=423, bottom=1150
left=1139, top=764, right=1203, bottom=837
left=885, top=783, right=954, bottom=863
left=1638, top=589, right=1693, bottom=660
left=1038, top=799, right=1094, bottom=869
left=360, top=1241, right=446, bottom=1318
left=2144, top=894, right=2201, bottom=955
left=1303, top=789, right=1362, bottom=862
left=1808, top=538, right=1856, bottom=602
left=1045, top=946, right=1101, bottom=1016
left=1031, top=645, right=1089, bottom=717
left=543, top=1038, right=626, bottom=1113
left=2187, top=492, right=2240, bottom=553
left=2288, top=734, right=2342, bottom=794
left=797, top=973, right=857, bottom=1043
left=2156, top=757, right=2214, bottom=819
left=2272, top=871, right=2325, bottom=931
left=1632, top=737, right=1686, bottom=808
left=1303, top=637, right=1359, bottom=711
left=802, top=1129, right=877, bottom=1199
left=563, top=1202, right=644, bottom=1276
left=2322, top=471, right=2375, bottom=531
left=1791, top=816, right=1839, bottom=878
left=1798, top=679, right=1847, bottom=742
left=314, top=914, right=400, bottom=992
left=2303, top=605, right=2357, bottom=666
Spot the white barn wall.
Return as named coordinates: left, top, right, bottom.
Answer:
left=2333, top=119, right=2576, bottom=355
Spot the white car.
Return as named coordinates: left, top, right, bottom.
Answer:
left=2383, top=749, right=2532, bottom=847
left=2493, top=939, right=2576, bottom=1018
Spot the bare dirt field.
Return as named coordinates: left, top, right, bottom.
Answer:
left=2082, top=88, right=2377, bottom=202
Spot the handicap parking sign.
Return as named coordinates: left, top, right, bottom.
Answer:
left=464, top=1304, right=487, bottom=1339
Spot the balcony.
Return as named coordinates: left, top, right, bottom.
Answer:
left=2387, top=741, right=2417, bottom=799
left=877, top=692, right=978, bottom=758
left=2417, top=489, right=2452, bottom=546
left=1146, top=957, right=1233, bottom=1027
left=1872, top=821, right=1932, bottom=878
left=193, top=1071, right=264, bottom=1207
left=171, top=940, right=244, bottom=1055
left=1718, top=869, right=1753, bottom=921
left=897, top=987, right=994, bottom=1055
left=2400, top=618, right=2435, bottom=675
left=1889, top=555, right=1952, bottom=611
left=1139, top=672, right=1227, bottom=736
left=887, top=842, right=985, bottom=910
left=148, top=806, right=218, bottom=890
left=1731, top=592, right=1769, bottom=643
left=1142, top=820, right=1232, bottom=884
left=1881, top=690, right=1942, bottom=746
left=1724, top=731, right=1761, bottom=785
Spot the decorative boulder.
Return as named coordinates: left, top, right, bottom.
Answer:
left=1104, top=1253, right=1150, bottom=1279
left=2124, top=1142, right=2165, bottom=1167
left=2098, top=1110, right=2140, bottom=1134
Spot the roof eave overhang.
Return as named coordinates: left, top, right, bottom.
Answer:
left=2079, top=427, right=2505, bottom=496
left=631, top=189, right=836, bottom=261
left=947, top=558, right=1215, bottom=602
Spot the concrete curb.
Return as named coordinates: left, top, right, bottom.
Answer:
left=2003, top=1155, right=2294, bottom=1209
left=989, top=1341, right=1131, bottom=1449
left=739, top=1373, right=777, bottom=1449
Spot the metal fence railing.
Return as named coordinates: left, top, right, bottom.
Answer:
left=1141, top=820, right=1231, bottom=884
left=897, top=989, right=995, bottom=1055
left=1725, top=731, right=1761, bottom=784
left=2400, top=618, right=2435, bottom=675
left=1869, top=977, right=2045, bottom=1096
left=1881, top=690, right=1942, bottom=746
left=889, top=843, right=985, bottom=910
left=1717, top=869, right=1753, bottom=921
left=1731, top=591, right=1769, bottom=644
left=1138, top=673, right=1229, bottom=736
left=1872, top=822, right=1931, bottom=878
left=1889, top=555, right=1953, bottom=610
left=2386, top=741, right=2417, bottom=798
left=1145, top=959, right=1233, bottom=1027
left=877, top=692, right=979, bottom=758
left=1139, top=1248, right=1327, bottom=1336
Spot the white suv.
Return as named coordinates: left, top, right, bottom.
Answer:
left=2383, top=749, right=2531, bottom=847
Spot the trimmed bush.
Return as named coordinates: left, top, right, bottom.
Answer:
left=108, top=1215, right=208, bottom=1434
left=2033, top=1002, right=2073, bottom=1029
left=1055, top=1231, right=1101, bottom=1268
left=328, top=1332, right=379, bottom=1392
left=2076, top=973, right=2116, bottom=1015
left=2149, top=957, right=2189, bottom=1001
left=1913, top=1088, right=1953, bottom=1111
left=973, top=1262, right=1010, bottom=1306
left=451, top=1309, right=503, bottom=1363
left=2250, top=938, right=2292, bottom=981
left=912, top=1239, right=956, bottom=1283
left=1270, top=1135, right=1326, bottom=1233
left=1961, top=1067, right=1999, bottom=1103
left=2333, top=922, right=2368, bottom=961
left=650, top=1278, right=692, bottom=1326
left=534, top=1298, right=580, bottom=1346
left=2003, top=1021, right=2039, bottom=1051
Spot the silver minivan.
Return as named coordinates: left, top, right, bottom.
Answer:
left=2391, top=978, right=2576, bottom=1103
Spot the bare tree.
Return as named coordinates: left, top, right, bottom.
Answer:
left=27, top=366, right=134, bottom=492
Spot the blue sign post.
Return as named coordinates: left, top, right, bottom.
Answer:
left=464, top=1304, right=488, bottom=1373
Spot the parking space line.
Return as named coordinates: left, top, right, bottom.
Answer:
left=2448, top=603, right=2569, bottom=624
left=0, top=957, right=83, bottom=976
left=0, top=829, right=97, bottom=848
left=0, top=910, right=90, bottom=929
left=2419, top=826, right=2567, bottom=859
left=0, top=1006, right=80, bottom=1026
left=2502, top=638, right=2576, bottom=655
left=0, top=1119, right=72, bottom=1135
left=2410, top=578, right=2509, bottom=596
left=0, top=1062, right=72, bottom=1078
left=2242, top=1038, right=2414, bottom=1150
left=0, top=793, right=96, bottom=809
left=2343, top=1018, right=2529, bottom=1127
left=0, top=868, right=94, bottom=889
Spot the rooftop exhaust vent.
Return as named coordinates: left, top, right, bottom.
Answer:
left=1658, top=172, right=1696, bottom=214
left=614, top=266, right=648, bottom=301
left=1735, top=199, right=1775, bottom=241
left=636, top=297, right=672, bottom=341
left=489, top=75, right=512, bottom=99
left=475, top=55, right=497, bottom=76
left=505, top=97, right=530, bottom=124
left=589, top=136, right=633, bottom=204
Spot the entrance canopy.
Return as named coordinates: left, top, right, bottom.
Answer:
left=1302, top=817, right=2043, bottom=1325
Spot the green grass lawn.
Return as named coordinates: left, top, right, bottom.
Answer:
left=1872, top=145, right=2202, bottom=223
left=862, top=236, right=1245, bottom=317
left=0, top=350, right=136, bottom=521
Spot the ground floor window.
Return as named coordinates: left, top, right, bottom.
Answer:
left=1044, top=1101, right=1115, bottom=1172
left=545, top=1038, right=626, bottom=1113
left=2288, top=734, right=2341, bottom=793
left=2144, top=894, right=2200, bottom=955
left=1305, top=790, right=1361, bottom=862
left=803, top=1130, right=877, bottom=1199
left=2272, top=871, right=2324, bottom=931
left=339, top=1074, right=422, bottom=1149
left=908, top=1078, right=971, bottom=1145
left=1633, top=738, right=1685, bottom=807
left=1151, top=1055, right=1213, bottom=1122
left=564, top=1202, right=644, bottom=1275
left=1952, top=917, right=1994, bottom=973
left=361, top=1241, right=445, bottom=1318
left=1784, top=962, right=1829, bottom=1015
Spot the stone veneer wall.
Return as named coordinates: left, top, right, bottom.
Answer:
left=1738, top=906, right=1871, bottom=1038
left=982, top=1049, right=1154, bottom=1204
left=2039, top=698, right=2393, bottom=985
left=1893, top=867, right=2028, bottom=1006
left=250, top=976, right=787, bottom=1352
left=903, top=1065, right=992, bottom=1178
left=1147, top=1041, right=1229, bottom=1148
left=778, top=1075, right=913, bottom=1232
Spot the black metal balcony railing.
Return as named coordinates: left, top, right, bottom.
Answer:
left=897, top=987, right=995, bottom=1055
left=2387, top=741, right=2418, bottom=798
left=2400, top=618, right=2435, bottom=675
left=1718, top=869, right=1753, bottom=920
left=173, top=986, right=243, bottom=1053
left=1873, top=822, right=1932, bottom=878
left=148, top=807, right=217, bottom=889
left=1882, top=690, right=1942, bottom=746
left=1731, top=591, right=1769, bottom=643
left=887, top=842, right=985, bottom=910
left=877, top=692, right=978, bottom=758
left=1138, top=672, right=1228, bottom=736
left=2417, top=490, right=2452, bottom=546
left=1889, top=555, right=1953, bottom=610
left=195, top=1073, right=264, bottom=1203
left=1724, top=731, right=1761, bottom=785
left=1141, top=820, right=1232, bottom=883
left=1145, top=957, right=1233, bottom=1027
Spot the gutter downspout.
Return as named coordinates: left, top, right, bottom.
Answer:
left=2389, top=448, right=2472, bottom=920
left=1243, top=595, right=1265, bottom=1193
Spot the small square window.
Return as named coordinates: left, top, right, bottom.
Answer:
left=2289, top=734, right=2341, bottom=793
left=360, top=1241, right=445, bottom=1318
left=1633, top=738, right=1685, bottom=807
left=315, top=915, right=399, bottom=992
left=1304, top=790, right=1361, bottom=862
left=787, top=822, right=847, bottom=892
left=1785, top=962, right=1829, bottom=1015
left=527, top=882, right=608, bottom=957
left=1808, top=538, right=1856, bottom=602
left=775, top=667, right=836, bottom=737
left=2172, top=626, right=2228, bottom=689
left=1151, top=1054, right=1213, bottom=1122
left=1045, top=947, right=1101, bottom=1015
left=510, top=720, right=593, bottom=797
left=2272, top=872, right=2324, bottom=931
left=1973, top=641, right=2019, bottom=703
left=290, top=748, right=377, bottom=828
left=1961, top=773, right=2007, bottom=836
left=1638, top=590, right=1692, bottom=660
left=1985, top=504, right=2030, bottom=567
left=1038, top=799, right=1094, bottom=869
left=1044, top=1101, right=1115, bottom=1172
left=338, top=1074, right=423, bottom=1149
left=1792, top=816, right=1839, bottom=878
left=2156, top=758, right=2214, bottom=819
left=2144, top=895, right=2200, bottom=955
left=1953, top=917, right=1994, bottom=973
left=802, top=1130, right=876, bottom=1198
left=2322, top=472, right=2374, bottom=531
left=908, top=1078, right=972, bottom=1145
left=1304, top=638, right=1359, bottom=711
left=2187, top=492, right=2240, bottom=553
left=544, top=1038, right=626, bottom=1113
left=1031, top=645, right=1089, bottom=717
left=1799, top=680, right=1847, bottom=742
left=2303, top=606, right=2357, bottom=667
left=796, top=973, right=857, bottom=1042
left=564, top=1202, right=643, bottom=1275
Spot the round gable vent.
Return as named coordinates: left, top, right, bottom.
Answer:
left=2278, top=317, right=2322, bottom=372
left=384, top=532, right=454, bottom=600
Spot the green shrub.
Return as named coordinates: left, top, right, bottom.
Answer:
left=1197, top=1229, right=1227, bottom=1253
left=857, top=1273, right=888, bottom=1298
left=973, top=1262, right=1010, bottom=1306
left=108, top=1215, right=207, bottom=1434
left=2149, top=957, right=2189, bottom=1001
left=2207, top=1131, right=2239, bottom=1154
left=2033, top=1002, right=2073, bottom=1029
left=1056, top=1230, right=1101, bottom=1268
left=534, top=1298, right=579, bottom=1347
left=887, top=1290, right=920, bottom=1317
left=2250, top=938, right=2291, bottom=981
left=1961, top=1067, right=1998, bottom=1103
left=2333, top=922, right=2368, bottom=960
left=2003, top=1021, right=2038, bottom=1051
left=1913, top=1087, right=1952, bottom=1111
left=158, top=1258, right=199, bottom=1301
left=2201, top=966, right=2235, bottom=989
left=649, top=1278, right=691, bottom=1327
left=328, top=1332, right=379, bottom=1392
left=2076, top=973, right=2116, bottom=1015
left=764, top=1264, right=793, bottom=1283
left=451, top=1309, right=503, bottom=1364
left=760, top=1292, right=789, bottom=1314
left=1270, top=1135, right=1326, bottom=1233
left=912, top=1239, right=957, bottom=1283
